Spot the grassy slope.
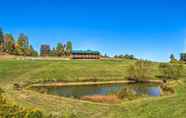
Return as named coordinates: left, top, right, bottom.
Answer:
left=0, top=59, right=186, bottom=118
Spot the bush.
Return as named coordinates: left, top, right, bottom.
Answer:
left=127, top=60, right=153, bottom=80
left=0, top=91, right=43, bottom=118
left=161, top=85, right=175, bottom=94
left=25, top=109, right=43, bottom=118
left=159, top=63, right=184, bottom=79
left=0, top=88, right=4, bottom=95
left=0, top=96, right=6, bottom=104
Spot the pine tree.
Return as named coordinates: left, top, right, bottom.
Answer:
left=56, top=43, right=65, bottom=56
left=66, top=41, right=72, bottom=56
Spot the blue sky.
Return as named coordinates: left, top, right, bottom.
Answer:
left=0, top=0, right=185, bottom=61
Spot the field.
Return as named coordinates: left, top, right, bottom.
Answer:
left=0, top=59, right=186, bottom=118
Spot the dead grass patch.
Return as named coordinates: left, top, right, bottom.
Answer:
left=80, top=95, right=121, bottom=103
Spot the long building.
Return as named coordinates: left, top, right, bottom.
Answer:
left=71, top=50, right=100, bottom=59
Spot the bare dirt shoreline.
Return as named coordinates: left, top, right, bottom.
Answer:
left=31, top=80, right=163, bottom=87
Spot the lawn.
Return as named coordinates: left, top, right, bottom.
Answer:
left=0, top=59, right=186, bottom=118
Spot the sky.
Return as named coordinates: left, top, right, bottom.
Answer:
left=0, top=0, right=185, bottom=61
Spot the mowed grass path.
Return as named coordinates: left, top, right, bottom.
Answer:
left=0, top=59, right=186, bottom=118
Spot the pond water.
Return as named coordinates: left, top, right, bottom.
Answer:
left=40, top=83, right=161, bottom=98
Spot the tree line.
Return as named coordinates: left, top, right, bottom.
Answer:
left=127, top=59, right=184, bottom=81
left=40, top=41, right=72, bottom=57
left=0, top=27, right=73, bottom=57
left=170, top=53, right=186, bottom=64
left=0, top=28, right=38, bottom=56
left=114, top=54, right=137, bottom=60
left=126, top=53, right=186, bottom=81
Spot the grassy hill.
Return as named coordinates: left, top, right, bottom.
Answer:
left=0, top=59, right=186, bottom=118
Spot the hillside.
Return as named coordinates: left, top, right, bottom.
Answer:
left=0, top=59, right=186, bottom=118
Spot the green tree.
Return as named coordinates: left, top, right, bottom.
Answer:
left=66, top=41, right=72, bottom=56
left=180, top=53, right=186, bottom=62
left=24, top=45, right=33, bottom=56
left=14, top=47, right=24, bottom=56
left=56, top=43, right=65, bottom=56
left=24, top=45, right=38, bottom=57
left=49, top=48, right=56, bottom=56
left=127, top=60, right=153, bottom=80
left=28, top=45, right=38, bottom=57
left=170, top=54, right=178, bottom=63
left=170, top=54, right=175, bottom=60
left=124, top=54, right=135, bottom=60
left=0, top=28, right=4, bottom=51
left=32, top=50, right=38, bottom=57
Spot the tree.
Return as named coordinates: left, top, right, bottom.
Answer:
left=32, top=50, right=38, bottom=57
left=170, top=54, right=175, bottom=60
left=0, top=28, right=38, bottom=56
left=3, top=33, right=15, bottom=53
left=125, top=54, right=135, bottom=60
left=66, top=41, right=72, bottom=56
left=28, top=45, right=38, bottom=57
left=180, top=53, right=186, bottom=62
left=170, top=54, right=177, bottom=63
left=159, top=63, right=184, bottom=79
left=17, top=33, right=29, bottom=49
left=127, top=60, right=153, bottom=80
left=15, top=33, right=30, bottom=56
left=14, top=46, right=24, bottom=56
left=49, top=48, right=56, bottom=56
left=25, top=45, right=38, bottom=57
left=56, top=43, right=65, bottom=56
left=0, top=28, right=4, bottom=51
left=114, top=54, right=136, bottom=60
left=114, top=55, right=118, bottom=58
left=24, top=45, right=34, bottom=56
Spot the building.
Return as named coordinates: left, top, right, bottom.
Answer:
left=40, top=44, right=50, bottom=56
left=71, top=50, right=100, bottom=59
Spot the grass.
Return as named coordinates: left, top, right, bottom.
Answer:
left=0, top=59, right=186, bottom=118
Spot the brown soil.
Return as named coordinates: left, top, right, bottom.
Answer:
left=0, top=53, right=16, bottom=60
left=80, top=95, right=121, bottom=103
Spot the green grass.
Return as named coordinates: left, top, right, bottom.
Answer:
left=0, top=59, right=138, bottom=83
left=0, top=59, right=186, bottom=118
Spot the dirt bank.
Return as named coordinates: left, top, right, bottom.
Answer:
left=31, top=80, right=163, bottom=87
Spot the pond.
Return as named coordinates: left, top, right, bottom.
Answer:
left=36, top=83, right=161, bottom=99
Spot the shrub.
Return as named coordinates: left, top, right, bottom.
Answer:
left=25, top=109, right=43, bottom=118
left=127, top=60, right=153, bottom=80
left=0, top=88, right=4, bottom=95
left=0, top=91, right=43, bottom=118
left=161, top=85, right=175, bottom=94
left=159, top=63, right=184, bottom=79
left=0, top=96, right=6, bottom=104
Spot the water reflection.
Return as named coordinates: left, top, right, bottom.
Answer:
left=45, top=83, right=161, bottom=98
